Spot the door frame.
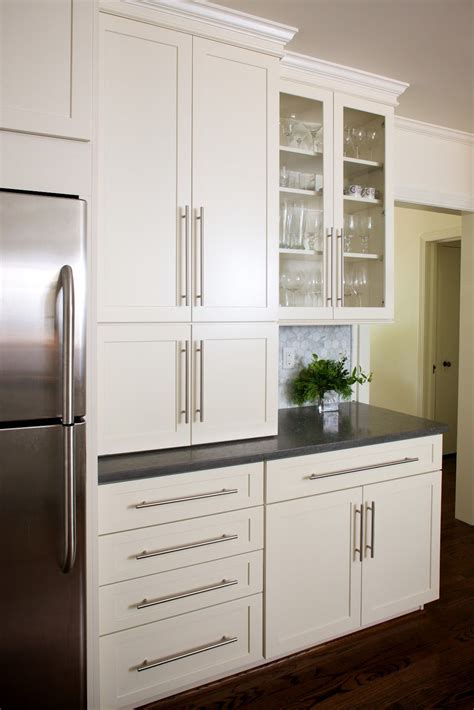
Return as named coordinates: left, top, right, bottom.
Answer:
left=419, top=228, right=462, bottom=419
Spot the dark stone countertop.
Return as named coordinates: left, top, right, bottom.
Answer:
left=98, top=403, right=447, bottom=485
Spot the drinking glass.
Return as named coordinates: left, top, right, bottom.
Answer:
left=307, top=265, right=322, bottom=307
left=303, top=209, right=322, bottom=251
left=366, top=129, right=378, bottom=160
left=279, top=271, right=292, bottom=306
left=279, top=200, right=289, bottom=248
left=350, top=127, right=366, bottom=159
left=343, top=213, right=357, bottom=252
left=280, top=166, right=289, bottom=187
left=289, top=203, right=305, bottom=249
left=360, top=215, right=373, bottom=253
left=343, top=127, right=355, bottom=158
left=303, top=121, right=323, bottom=153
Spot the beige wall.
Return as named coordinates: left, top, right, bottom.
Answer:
left=370, top=206, right=462, bottom=416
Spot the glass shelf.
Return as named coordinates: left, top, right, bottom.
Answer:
left=280, top=187, right=318, bottom=196
left=280, top=145, right=323, bottom=157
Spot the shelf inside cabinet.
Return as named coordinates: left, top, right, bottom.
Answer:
left=280, top=187, right=318, bottom=196
left=280, top=145, right=323, bottom=158
left=343, top=195, right=382, bottom=213
left=343, top=157, right=383, bottom=169
left=344, top=252, right=382, bottom=261
left=280, top=248, right=322, bottom=259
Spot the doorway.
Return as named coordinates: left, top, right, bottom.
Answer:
left=423, top=240, right=461, bottom=453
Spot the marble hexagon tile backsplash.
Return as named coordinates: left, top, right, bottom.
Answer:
left=279, top=325, right=353, bottom=408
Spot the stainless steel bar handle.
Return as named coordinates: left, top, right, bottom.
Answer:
left=136, top=488, right=238, bottom=509
left=336, top=229, right=344, bottom=306
left=136, top=578, right=238, bottom=609
left=195, top=340, right=204, bottom=423
left=365, top=501, right=375, bottom=558
left=179, top=341, right=189, bottom=424
left=195, top=207, right=204, bottom=305
left=326, top=227, right=333, bottom=306
left=59, top=265, right=75, bottom=426
left=353, top=504, right=363, bottom=562
left=62, top=425, right=76, bottom=573
left=308, top=457, right=419, bottom=480
left=137, top=636, right=238, bottom=672
left=136, top=533, right=238, bottom=560
left=180, top=206, right=190, bottom=306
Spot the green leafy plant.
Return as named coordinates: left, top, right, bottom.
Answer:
left=291, top=354, right=372, bottom=406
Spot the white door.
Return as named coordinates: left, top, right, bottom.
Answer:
left=361, top=471, right=441, bottom=627
left=265, top=488, right=363, bottom=658
left=98, top=15, right=192, bottom=322
left=434, top=242, right=461, bottom=454
left=191, top=323, right=278, bottom=444
left=192, top=38, right=279, bottom=322
left=0, top=0, right=93, bottom=140
left=98, top=324, right=191, bottom=455
left=333, top=93, right=394, bottom=322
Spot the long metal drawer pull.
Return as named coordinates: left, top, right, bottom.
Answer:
left=308, top=457, right=419, bottom=480
left=136, top=578, right=238, bottom=609
left=137, top=636, right=238, bottom=673
left=336, top=229, right=344, bottom=306
left=353, top=505, right=363, bottom=562
left=180, top=206, right=190, bottom=305
left=365, top=501, right=375, bottom=558
left=195, top=340, right=204, bottom=422
left=136, top=488, right=239, bottom=509
left=326, top=227, right=333, bottom=306
left=195, top=207, right=204, bottom=304
left=135, top=533, right=238, bottom=560
left=179, top=340, right=190, bottom=424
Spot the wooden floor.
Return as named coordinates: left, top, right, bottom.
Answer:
left=143, top=457, right=474, bottom=710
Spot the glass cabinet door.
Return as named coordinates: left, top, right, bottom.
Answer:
left=279, top=84, right=333, bottom=320
left=334, top=94, right=393, bottom=320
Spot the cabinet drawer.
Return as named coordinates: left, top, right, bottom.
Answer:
left=266, top=436, right=443, bottom=503
left=99, top=507, right=264, bottom=585
left=99, top=463, right=264, bottom=534
left=100, top=595, right=262, bottom=709
left=99, top=550, right=263, bottom=635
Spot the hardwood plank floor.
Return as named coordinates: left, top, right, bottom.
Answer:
left=142, top=457, right=474, bottom=710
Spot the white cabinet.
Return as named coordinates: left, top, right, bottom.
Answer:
left=98, top=323, right=278, bottom=454
left=98, top=15, right=278, bottom=323
left=98, top=15, right=192, bottom=322
left=192, top=38, right=278, bottom=322
left=265, top=488, right=362, bottom=658
left=0, top=0, right=93, bottom=140
left=361, top=471, right=441, bottom=626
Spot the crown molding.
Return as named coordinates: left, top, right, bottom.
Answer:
left=281, top=52, right=409, bottom=107
left=395, top=116, right=474, bottom=147
left=395, top=186, right=474, bottom=213
left=100, top=0, right=297, bottom=55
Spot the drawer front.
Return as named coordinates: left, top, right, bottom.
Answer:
left=266, top=436, right=443, bottom=503
left=100, top=595, right=263, bottom=709
left=99, top=507, right=264, bottom=585
left=99, top=550, right=263, bottom=635
left=98, top=463, right=263, bottom=534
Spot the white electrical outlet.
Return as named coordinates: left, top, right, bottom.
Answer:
left=283, top=347, right=296, bottom=369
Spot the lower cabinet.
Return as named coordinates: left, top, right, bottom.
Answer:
left=265, top=470, right=441, bottom=659
left=98, top=322, right=278, bottom=454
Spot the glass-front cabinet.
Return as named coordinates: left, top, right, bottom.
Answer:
left=279, top=85, right=393, bottom=323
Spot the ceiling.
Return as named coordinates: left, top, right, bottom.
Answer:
left=215, top=0, right=474, bottom=133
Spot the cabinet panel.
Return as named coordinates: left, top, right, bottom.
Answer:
left=98, top=324, right=191, bottom=455
left=191, top=323, right=278, bottom=444
left=0, top=0, right=93, bottom=140
left=98, top=14, right=192, bottom=322
left=192, top=38, right=278, bottom=321
left=361, top=470, right=441, bottom=626
left=265, top=488, right=362, bottom=658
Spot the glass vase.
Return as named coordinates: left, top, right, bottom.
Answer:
left=317, top=391, right=340, bottom=413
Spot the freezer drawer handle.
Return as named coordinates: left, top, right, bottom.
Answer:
left=62, top=426, right=76, bottom=573
left=136, top=578, right=238, bottom=609
left=136, top=533, right=238, bottom=560
left=308, top=457, right=419, bottom=480
left=136, top=636, right=238, bottom=672
left=135, top=488, right=239, bottom=509
left=58, top=265, right=75, bottom=426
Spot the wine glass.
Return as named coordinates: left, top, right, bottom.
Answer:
left=307, top=264, right=323, bottom=306
left=360, top=215, right=373, bottom=253
left=279, top=271, right=293, bottom=306
left=366, top=129, right=378, bottom=160
left=344, top=213, right=357, bottom=252
left=350, top=127, right=366, bottom=159
left=343, top=127, right=355, bottom=158
left=303, top=121, right=323, bottom=153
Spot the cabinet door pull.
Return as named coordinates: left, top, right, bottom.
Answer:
left=308, top=457, right=419, bottom=480
left=135, top=488, right=239, bottom=509
left=365, top=501, right=375, bottom=558
left=353, top=504, right=363, bottom=562
left=180, top=206, right=190, bottom=305
left=136, top=636, right=238, bottom=672
left=336, top=228, right=344, bottom=306
left=195, top=340, right=204, bottom=422
left=195, top=207, right=204, bottom=305
left=136, top=578, right=238, bottom=609
left=326, top=227, right=333, bottom=306
left=179, top=340, right=189, bottom=424
left=135, top=533, right=238, bottom=560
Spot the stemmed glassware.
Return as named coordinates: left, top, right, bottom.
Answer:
left=366, top=129, right=378, bottom=160
left=343, top=213, right=358, bottom=252
left=359, top=215, right=373, bottom=253
left=303, top=121, right=323, bottom=153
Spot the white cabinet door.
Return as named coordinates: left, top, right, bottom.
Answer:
left=192, top=38, right=279, bottom=322
left=0, top=0, right=93, bottom=140
left=98, top=15, right=192, bottom=322
left=191, top=323, right=278, bottom=444
left=361, top=470, right=441, bottom=626
left=265, top=488, right=362, bottom=658
left=98, top=324, right=191, bottom=455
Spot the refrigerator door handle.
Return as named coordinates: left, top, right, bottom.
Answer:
left=62, top=426, right=76, bottom=573
left=58, top=265, right=75, bottom=426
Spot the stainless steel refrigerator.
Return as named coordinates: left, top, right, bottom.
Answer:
left=0, top=189, right=87, bottom=709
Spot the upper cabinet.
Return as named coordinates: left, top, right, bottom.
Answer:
left=0, top=0, right=93, bottom=141
left=98, top=14, right=279, bottom=323
left=279, top=57, right=407, bottom=324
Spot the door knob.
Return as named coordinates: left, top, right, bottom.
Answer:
left=443, top=361, right=452, bottom=368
